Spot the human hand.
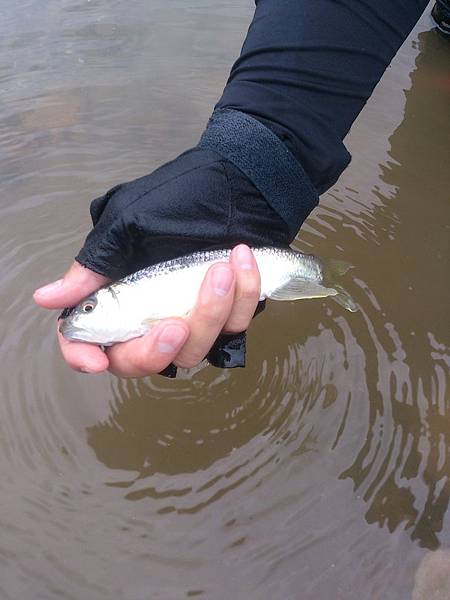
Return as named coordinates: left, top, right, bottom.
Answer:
left=34, top=146, right=291, bottom=376
left=34, top=244, right=261, bottom=376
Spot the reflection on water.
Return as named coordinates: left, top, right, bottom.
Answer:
left=413, top=549, right=450, bottom=600
left=88, top=323, right=362, bottom=510
left=0, top=1, right=449, bottom=599
left=340, top=30, right=450, bottom=551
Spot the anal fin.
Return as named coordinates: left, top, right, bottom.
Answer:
left=269, top=279, right=358, bottom=313
left=269, top=280, right=338, bottom=302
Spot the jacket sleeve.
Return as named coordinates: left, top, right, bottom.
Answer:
left=215, top=0, right=428, bottom=200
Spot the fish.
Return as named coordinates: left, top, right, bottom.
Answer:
left=59, top=246, right=357, bottom=345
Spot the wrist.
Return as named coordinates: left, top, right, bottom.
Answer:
left=199, top=108, right=319, bottom=238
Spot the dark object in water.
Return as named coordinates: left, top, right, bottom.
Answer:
left=432, top=0, right=450, bottom=38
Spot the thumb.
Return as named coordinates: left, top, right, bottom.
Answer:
left=33, top=261, right=110, bottom=310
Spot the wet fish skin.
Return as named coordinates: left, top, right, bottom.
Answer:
left=59, top=246, right=357, bottom=345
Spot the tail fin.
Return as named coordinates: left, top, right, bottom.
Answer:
left=322, top=258, right=353, bottom=279
left=267, top=256, right=358, bottom=313
left=322, top=258, right=358, bottom=313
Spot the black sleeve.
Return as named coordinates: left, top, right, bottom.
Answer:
left=216, top=0, right=428, bottom=195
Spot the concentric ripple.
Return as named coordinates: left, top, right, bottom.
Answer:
left=0, top=3, right=448, bottom=599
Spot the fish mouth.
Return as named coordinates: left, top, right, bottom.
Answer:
left=59, top=320, right=86, bottom=342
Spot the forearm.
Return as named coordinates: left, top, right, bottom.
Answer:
left=215, top=0, right=428, bottom=196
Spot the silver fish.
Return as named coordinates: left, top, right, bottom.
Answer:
left=59, top=247, right=357, bottom=345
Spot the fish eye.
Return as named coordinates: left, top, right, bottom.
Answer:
left=82, top=302, right=95, bottom=313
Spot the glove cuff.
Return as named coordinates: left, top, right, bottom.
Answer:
left=198, top=108, right=318, bottom=238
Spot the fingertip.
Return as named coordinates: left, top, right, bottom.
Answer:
left=57, top=327, right=109, bottom=373
left=34, top=262, right=110, bottom=309
left=33, top=279, right=64, bottom=307
left=224, top=246, right=260, bottom=334
left=33, top=282, right=72, bottom=309
left=231, top=243, right=251, bottom=253
left=77, top=362, right=109, bottom=374
left=65, top=349, right=109, bottom=374
left=154, top=320, right=189, bottom=355
left=230, top=244, right=257, bottom=271
left=81, top=351, right=110, bottom=374
left=134, top=319, right=189, bottom=372
left=210, top=265, right=235, bottom=297
left=199, top=262, right=235, bottom=304
left=106, top=319, right=190, bottom=378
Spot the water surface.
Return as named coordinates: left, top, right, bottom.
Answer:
left=0, top=2, right=449, bottom=599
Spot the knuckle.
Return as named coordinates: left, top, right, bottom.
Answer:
left=236, top=273, right=260, bottom=299
left=133, top=355, right=154, bottom=374
left=135, top=352, right=169, bottom=375
left=237, top=285, right=260, bottom=302
left=107, top=354, right=133, bottom=377
left=195, top=303, right=225, bottom=328
left=107, top=345, right=155, bottom=377
left=175, top=352, right=204, bottom=369
left=224, top=318, right=250, bottom=334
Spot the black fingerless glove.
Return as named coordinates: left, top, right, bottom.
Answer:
left=76, top=146, right=291, bottom=280
left=75, top=143, right=293, bottom=376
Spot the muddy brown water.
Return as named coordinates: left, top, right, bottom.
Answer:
left=0, top=2, right=449, bottom=599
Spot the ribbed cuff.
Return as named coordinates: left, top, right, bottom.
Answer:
left=198, top=108, right=318, bottom=237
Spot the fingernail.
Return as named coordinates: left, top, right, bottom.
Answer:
left=157, top=324, right=187, bottom=353
left=236, top=245, right=253, bottom=270
left=34, top=279, right=64, bottom=297
left=212, top=266, right=233, bottom=296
